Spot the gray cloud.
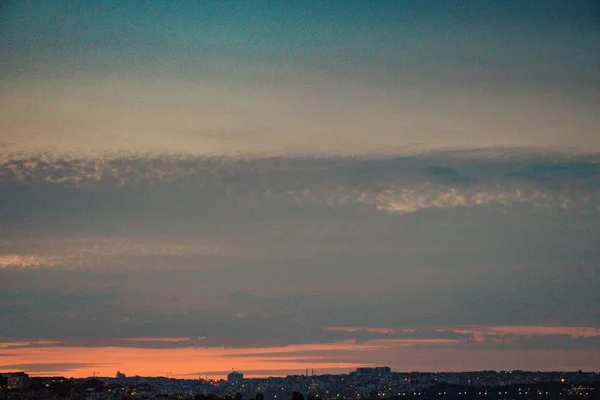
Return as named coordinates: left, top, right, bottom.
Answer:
left=1, top=264, right=598, bottom=347
left=0, top=151, right=598, bottom=352
left=458, top=334, right=600, bottom=351
left=0, top=152, right=598, bottom=233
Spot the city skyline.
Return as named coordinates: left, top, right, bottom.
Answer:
left=1, top=1, right=599, bottom=379
left=5, top=367, right=598, bottom=400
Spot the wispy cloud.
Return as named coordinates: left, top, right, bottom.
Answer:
left=1, top=151, right=598, bottom=218
left=0, top=237, right=228, bottom=268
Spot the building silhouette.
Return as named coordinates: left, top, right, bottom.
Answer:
left=227, top=371, right=243, bottom=384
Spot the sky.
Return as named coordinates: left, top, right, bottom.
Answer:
left=1, top=1, right=600, bottom=378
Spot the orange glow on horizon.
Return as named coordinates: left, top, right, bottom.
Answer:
left=2, top=329, right=599, bottom=379
left=0, top=341, right=369, bottom=378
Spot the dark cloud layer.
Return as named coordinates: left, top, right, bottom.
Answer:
left=0, top=151, right=599, bottom=354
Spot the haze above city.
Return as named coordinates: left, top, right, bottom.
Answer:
left=1, top=1, right=599, bottom=379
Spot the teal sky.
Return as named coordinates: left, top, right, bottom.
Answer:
left=1, top=1, right=599, bottom=155
left=1, top=1, right=600, bottom=376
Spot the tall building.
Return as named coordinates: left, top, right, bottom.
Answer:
left=228, top=371, right=243, bottom=384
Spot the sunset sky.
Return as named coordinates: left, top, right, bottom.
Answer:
left=1, top=1, right=599, bottom=378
